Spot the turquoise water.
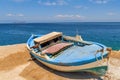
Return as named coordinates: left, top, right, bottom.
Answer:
left=0, top=22, right=120, bottom=50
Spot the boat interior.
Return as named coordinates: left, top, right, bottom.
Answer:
left=30, top=32, right=106, bottom=63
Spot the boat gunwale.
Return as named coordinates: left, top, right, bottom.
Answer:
left=27, top=35, right=108, bottom=66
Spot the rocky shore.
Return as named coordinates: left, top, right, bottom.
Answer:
left=0, top=44, right=120, bottom=80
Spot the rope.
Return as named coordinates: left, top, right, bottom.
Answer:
left=95, top=48, right=112, bottom=79
left=103, top=47, right=112, bottom=80
left=95, top=49, right=104, bottom=65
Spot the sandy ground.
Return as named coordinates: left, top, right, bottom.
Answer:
left=0, top=44, right=120, bottom=80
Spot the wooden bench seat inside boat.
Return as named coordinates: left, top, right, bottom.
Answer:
left=42, top=43, right=72, bottom=55
left=34, top=32, right=62, bottom=44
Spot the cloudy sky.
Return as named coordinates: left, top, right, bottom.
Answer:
left=0, top=0, right=120, bottom=23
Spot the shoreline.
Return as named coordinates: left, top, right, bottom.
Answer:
left=0, top=43, right=120, bottom=80
left=1, top=43, right=120, bottom=51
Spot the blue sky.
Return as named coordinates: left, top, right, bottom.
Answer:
left=0, top=0, right=120, bottom=23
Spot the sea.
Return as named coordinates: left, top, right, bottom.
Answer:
left=0, top=22, right=120, bottom=50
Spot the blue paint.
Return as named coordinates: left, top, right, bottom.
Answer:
left=27, top=34, right=108, bottom=66
left=52, top=45, right=106, bottom=63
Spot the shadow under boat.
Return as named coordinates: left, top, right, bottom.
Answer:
left=30, top=58, right=102, bottom=80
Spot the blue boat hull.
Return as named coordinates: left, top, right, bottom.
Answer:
left=27, top=34, right=109, bottom=76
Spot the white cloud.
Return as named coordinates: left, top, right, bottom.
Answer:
left=38, top=0, right=68, bottom=6
left=74, top=6, right=88, bottom=9
left=43, top=2, right=57, bottom=6
left=17, top=14, right=24, bottom=17
left=55, top=14, right=84, bottom=19
left=6, top=13, right=14, bottom=16
left=6, top=13, right=24, bottom=17
left=89, top=0, right=109, bottom=4
left=57, top=0, right=68, bottom=5
left=13, top=0, right=25, bottom=2
left=107, top=12, right=116, bottom=16
left=56, top=15, right=73, bottom=18
left=75, top=15, right=81, bottom=18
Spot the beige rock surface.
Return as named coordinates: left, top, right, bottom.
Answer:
left=0, top=44, right=120, bottom=80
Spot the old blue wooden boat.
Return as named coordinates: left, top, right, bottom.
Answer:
left=27, top=32, right=110, bottom=76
